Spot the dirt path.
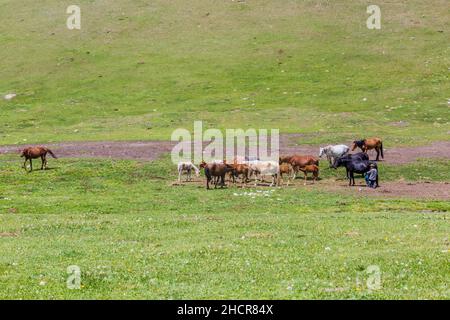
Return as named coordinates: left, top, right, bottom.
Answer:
left=315, top=180, right=450, bottom=201
left=1, top=136, right=449, bottom=164
left=173, top=178, right=449, bottom=200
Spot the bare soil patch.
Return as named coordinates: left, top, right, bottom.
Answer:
left=316, top=180, right=450, bottom=200
left=170, top=176, right=449, bottom=200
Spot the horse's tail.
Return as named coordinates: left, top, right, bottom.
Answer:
left=380, top=142, right=384, bottom=159
left=204, top=167, right=211, bottom=179
left=46, top=149, right=57, bottom=159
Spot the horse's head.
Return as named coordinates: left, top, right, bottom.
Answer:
left=332, top=157, right=344, bottom=169
left=199, top=161, right=207, bottom=169
left=319, top=147, right=324, bottom=158
left=352, top=140, right=364, bottom=151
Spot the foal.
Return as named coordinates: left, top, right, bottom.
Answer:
left=280, top=155, right=319, bottom=179
left=279, top=163, right=294, bottom=186
left=20, top=147, right=57, bottom=171
left=177, top=162, right=200, bottom=182
left=231, top=163, right=250, bottom=185
left=296, top=165, right=319, bottom=185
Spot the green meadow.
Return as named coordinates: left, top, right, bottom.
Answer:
left=0, top=156, right=448, bottom=299
left=0, top=0, right=449, bottom=145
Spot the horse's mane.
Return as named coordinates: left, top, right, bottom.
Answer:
left=354, top=140, right=365, bottom=147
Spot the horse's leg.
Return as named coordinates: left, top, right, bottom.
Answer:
left=348, top=171, right=352, bottom=186
left=375, top=148, right=380, bottom=161
left=29, top=159, right=33, bottom=171
left=23, top=158, right=28, bottom=170
left=41, top=155, right=45, bottom=170
left=271, top=174, right=276, bottom=186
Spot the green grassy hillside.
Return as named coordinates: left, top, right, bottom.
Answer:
left=0, top=0, right=449, bottom=145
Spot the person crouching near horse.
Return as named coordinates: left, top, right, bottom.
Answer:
left=365, top=164, right=378, bottom=188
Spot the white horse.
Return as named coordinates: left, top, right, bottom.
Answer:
left=177, top=162, right=200, bottom=182
left=248, top=160, right=280, bottom=186
left=319, top=144, right=350, bottom=166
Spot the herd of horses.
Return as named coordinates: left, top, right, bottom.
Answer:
left=177, top=137, right=383, bottom=189
left=18, top=138, right=383, bottom=190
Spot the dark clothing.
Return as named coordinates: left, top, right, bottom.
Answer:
left=365, top=168, right=378, bottom=188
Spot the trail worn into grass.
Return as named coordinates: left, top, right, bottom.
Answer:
left=315, top=180, right=450, bottom=201
left=0, top=136, right=449, bottom=164
left=171, top=177, right=450, bottom=200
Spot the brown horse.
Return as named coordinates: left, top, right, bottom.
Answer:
left=20, top=146, right=57, bottom=171
left=351, top=138, right=384, bottom=161
left=297, top=164, right=319, bottom=185
left=230, top=163, right=250, bottom=185
left=279, top=163, right=294, bottom=186
left=279, top=155, right=319, bottom=178
left=200, top=161, right=235, bottom=189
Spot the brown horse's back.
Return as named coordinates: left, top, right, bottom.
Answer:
left=288, top=155, right=319, bottom=167
left=365, top=138, right=382, bottom=148
left=21, top=147, right=44, bottom=159
left=352, top=138, right=383, bottom=160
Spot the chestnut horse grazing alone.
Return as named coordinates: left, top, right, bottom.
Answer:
left=351, top=138, right=384, bottom=161
left=21, top=146, right=57, bottom=171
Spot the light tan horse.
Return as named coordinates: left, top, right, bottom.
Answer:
left=351, top=138, right=384, bottom=161
left=20, top=147, right=57, bottom=171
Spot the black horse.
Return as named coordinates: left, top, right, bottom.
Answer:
left=333, top=156, right=379, bottom=187
left=332, top=152, right=369, bottom=177
left=339, top=152, right=369, bottom=161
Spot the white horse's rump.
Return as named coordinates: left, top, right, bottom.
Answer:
left=177, top=162, right=200, bottom=182
left=319, top=144, right=350, bottom=165
left=248, top=160, right=279, bottom=186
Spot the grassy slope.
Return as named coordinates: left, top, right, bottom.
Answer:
left=0, top=0, right=449, bottom=145
left=0, top=156, right=448, bottom=299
